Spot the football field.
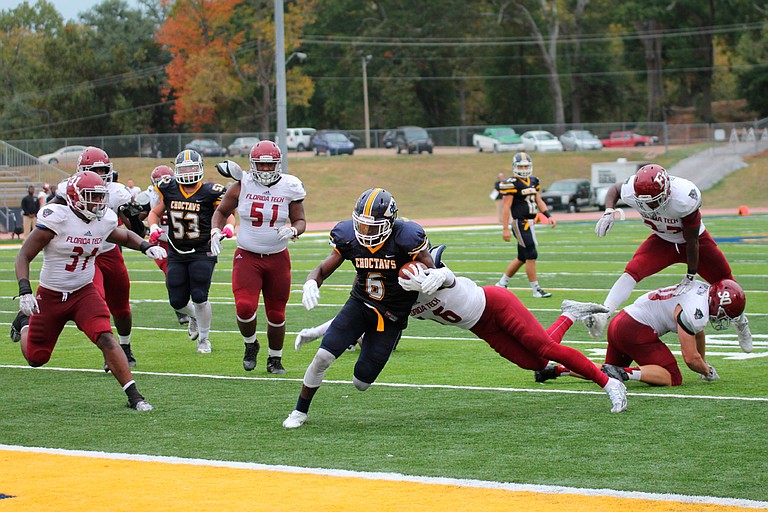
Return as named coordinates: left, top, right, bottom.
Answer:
left=0, top=214, right=766, bottom=511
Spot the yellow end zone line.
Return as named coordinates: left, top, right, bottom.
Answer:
left=0, top=445, right=765, bottom=512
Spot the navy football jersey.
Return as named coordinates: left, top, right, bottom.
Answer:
left=499, top=176, right=541, bottom=219
left=330, top=218, right=428, bottom=318
left=156, top=178, right=226, bottom=256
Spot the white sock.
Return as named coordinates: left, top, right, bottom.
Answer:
left=530, top=281, right=539, bottom=291
left=118, top=335, right=131, bottom=345
left=244, top=334, right=257, bottom=344
left=269, top=348, right=283, bottom=358
left=177, top=302, right=196, bottom=318
left=604, top=273, right=637, bottom=313
left=498, top=275, right=509, bottom=286
left=193, top=301, right=212, bottom=339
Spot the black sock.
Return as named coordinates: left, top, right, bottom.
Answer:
left=296, top=396, right=312, bottom=414
left=124, top=382, right=144, bottom=404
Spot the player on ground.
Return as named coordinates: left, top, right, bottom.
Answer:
left=10, top=171, right=166, bottom=410
left=211, top=141, right=307, bottom=374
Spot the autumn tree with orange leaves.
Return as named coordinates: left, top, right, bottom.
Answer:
left=157, top=0, right=315, bottom=132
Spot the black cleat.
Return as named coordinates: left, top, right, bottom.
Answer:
left=243, top=341, right=260, bottom=371
left=176, top=312, right=190, bottom=325
left=601, top=364, right=629, bottom=382
left=121, top=343, right=136, bottom=367
left=534, top=363, right=558, bottom=383
left=10, top=311, right=28, bottom=343
left=266, top=356, right=286, bottom=374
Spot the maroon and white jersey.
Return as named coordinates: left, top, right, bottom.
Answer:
left=57, top=179, right=132, bottom=251
left=624, top=280, right=710, bottom=336
left=410, top=274, right=486, bottom=330
left=146, top=185, right=169, bottom=242
left=236, top=173, right=306, bottom=254
left=35, top=204, right=118, bottom=293
left=620, top=175, right=705, bottom=244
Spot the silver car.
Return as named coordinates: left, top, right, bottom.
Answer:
left=559, top=130, right=603, bottom=151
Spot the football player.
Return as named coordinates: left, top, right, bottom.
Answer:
left=210, top=141, right=306, bottom=374
left=538, top=279, right=746, bottom=387
left=496, top=152, right=557, bottom=298
left=282, top=188, right=436, bottom=429
left=146, top=150, right=235, bottom=354
left=587, top=164, right=751, bottom=352
left=11, top=171, right=166, bottom=411
left=53, top=147, right=142, bottom=370
left=295, top=245, right=628, bottom=414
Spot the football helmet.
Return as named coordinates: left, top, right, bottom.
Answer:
left=708, top=279, right=746, bottom=331
left=174, top=149, right=204, bottom=184
left=512, top=152, right=533, bottom=178
left=150, top=165, right=174, bottom=186
left=249, top=141, right=282, bottom=186
left=66, top=170, right=109, bottom=221
left=633, top=164, right=670, bottom=213
left=77, top=147, right=113, bottom=184
left=352, top=188, right=398, bottom=247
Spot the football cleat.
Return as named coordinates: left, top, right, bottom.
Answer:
left=583, top=312, right=610, bottom=338
left=176, top=312, right=190, bottom=325
left=187, top=317, right=199, bottom=341
left=495, top=280, right=507, bottom=288
left=532, top=287, right=552, bottom=298
left=128, top=399, right=154, bottom=412
left=282, top=410, right=308, bottom=429
left=735, top=316, right=752, bottom=353
left=196, top=338, right=211, bottom=354
left=605, top=378, right=628, bottom=413
left=121, top=344, right=136, bottom=368
left=601, top=364, right=629, bottom=382
left=9, top=311, right=28, bottom=343
left=243, top=341, right=260, bottom=371
left=534, top=363, right=558, bottom=383
left=266, top=356, right=286, bottom=374
left=561, top=299, right=609, bottom=320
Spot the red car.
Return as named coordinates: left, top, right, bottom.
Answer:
left=600, top=131, right=659, bottom=147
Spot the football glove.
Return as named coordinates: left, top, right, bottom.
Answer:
left=397, top=265, right=426, bottom=292
left=149, top=224, right=164, bottom=245
left=420, top=267, right=455, bottom=295
left=594, top=208, right=625, bottom=238
left=221, top=224, right=235, bottom=238
left=209, top=228, right=224, bottom=256
left=302, top=280, right=320, bottom=310
left=277, top=226, right=298, bottom=241
left=215, top=160, right=244, bottom=181
left=144, top=245, right=167, bottom=260
left=701, top=364, right=719, bottom=382
left=19, top=293, right=39, bottom=316
left=673, top=273, right=696, bottom=296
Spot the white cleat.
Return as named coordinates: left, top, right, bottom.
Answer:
left=196, top=338, right=211, bottom=354
left=561, top=299, right=609, bottom=320
left=583, top=312, right=610, bottom=339
left=735, top=316, right=752, bottom=353
left=294, top=328, right=321, bottom=351
left=605, top=378, right=627, bottom=413
left=282, top=410, right=308, bottom=429
left=188, top=317, right=199, bottom=341
left=130, top=400, right=154, bottom=412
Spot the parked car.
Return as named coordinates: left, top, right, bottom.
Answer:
left=286, top=127, right=316, bottom=151
left=343, top=132, right=363, bottom=148
left=310, top=130, right=355, bottom=156
left=185, top=138, right=228, bottom=157
left=559, top=130, right=603, bottom=151
left=540, top=178, right=593, bottom=213
left=600, top=131, right=659, bottom=148
left=394, top=126, right=434, bottom=154
left=38, top=145, right=88, bottom=166
left=227, top=137, right=260, bottom=157
left=381, top=130, right=396, bottom=148
left=472, top=126, right=523, bottom=152
left=520, top=130, right=564, bottom=152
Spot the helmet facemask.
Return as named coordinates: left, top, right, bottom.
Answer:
left=66, top=172, right=109, bottom=221
left=352, top=211, right=395, bottom=247
left=250, top=160, right=281, bottom=186
left=174, top=150, right=204, bottom=184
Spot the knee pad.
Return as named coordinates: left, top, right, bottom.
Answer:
left=303, top=348, right=336, bottom=388
left=235, top=299, right=257, bottom=322
left=352, top=376, right=371, bottom=391
left=190, top=288, right=209, bottom=304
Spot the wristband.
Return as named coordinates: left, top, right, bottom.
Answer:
left=543, top=210, right=552, bottom=218
left=139, top=241, right=152, bottom=254
left=18, top=278, right=33, bottom=296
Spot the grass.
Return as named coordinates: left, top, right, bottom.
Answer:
left=0, top=214, right=766, bottom=501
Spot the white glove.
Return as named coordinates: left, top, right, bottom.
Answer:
left=277, top=226, right=298, bottom=241
left=210, top=228, right=224, bottom=256
left=420, top=267, right=454, bottom=295
left=302, top=280, right=320, bottom=310
left=594, top=208, right=625, bottom=237
left=19, top=293, right=40, bottom=316
left=397, top=265, right=427, bottom=292
left=673, top=273, right=696, bottom=296
left=701, top=364, right=719, bottom=382
left=144, top=245, right=167, bottom=260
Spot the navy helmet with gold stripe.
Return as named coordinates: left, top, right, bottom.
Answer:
left=174, top=149, right=204, bottom=184
left=352, top=187, right=398, bottom=247
left=512, top=151, right=533, bottom=178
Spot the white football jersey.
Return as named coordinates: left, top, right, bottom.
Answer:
left=35, top=204, right=118, bottom=293
left=620, top=175, right=705, bottom=244
left=236, top=172, right=306, bottom=254
left=624, top=280, right=710, bottom=336
left=410, top=273, right=486, bottom=330
left=145, top=185, right=169, bottom=241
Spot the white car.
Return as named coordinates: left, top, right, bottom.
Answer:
left=38, top=145, right=88, bottom=166
left=559, top=130, right=603, bottom=151
left=286, top=127, right=315, bottom=151
left=520, top=130, right=564, bottom=152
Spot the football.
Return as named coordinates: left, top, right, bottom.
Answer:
left=399, top=261, right=427, bottom=280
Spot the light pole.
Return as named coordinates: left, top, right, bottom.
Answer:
left=362, top=55, right=372, bottom=149
left=274, top=0, right=288, bottom=171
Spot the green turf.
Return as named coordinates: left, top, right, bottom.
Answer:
left=0, top=215, right=766, bottom=501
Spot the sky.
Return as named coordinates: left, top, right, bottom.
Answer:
left=0, top=0, right=139, bottom=21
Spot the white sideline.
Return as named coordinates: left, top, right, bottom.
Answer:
left=0, top=443, right=766, bottom=509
